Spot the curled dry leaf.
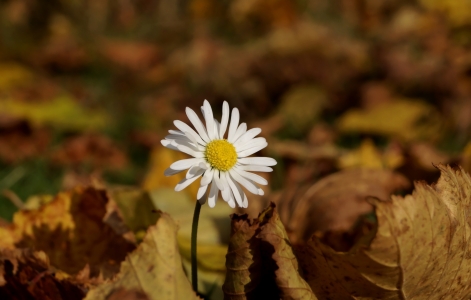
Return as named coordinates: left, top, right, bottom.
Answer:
left=0, top=249, right=84, bottom=299
left=296, top=164, right=471, bottom=299
left=278, top=168, right=410, bottom=244
left=1, top=187, right=135, bottom=279
left=85, top=213, right=200, bottom=300
left=223, top=203, right=315, bottom=300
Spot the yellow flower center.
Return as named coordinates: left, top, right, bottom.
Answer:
left=205, top=139, right=237, bottom=171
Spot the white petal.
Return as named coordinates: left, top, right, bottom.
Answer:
left=183, top=131, right=206, bottom=148
left=186, top=165, right=203, bottom=179
left=170, top=158, right=203, bottom=170
left=177, top=144, right=204, bottom=158
left=219, top=101, right=229, bottom=139
left=227, top=108, right=240, bottom=142
left=230, top=123, right=247, bottom=143
left=203, top=100, right=216, bottom=140
left=164, top=167, right=184, bottom=176
left=169, top=130, right=184, bottom=135
left=174, top=120, right=206, bottom=145
left=226, top=173, right=243, bottom=207
left=175, top=169, right=205, bottom=191
left=237, top=142, right=268, bottom=157
left=214, top=120, right=220, bottom=139
left=236, top=137, right=266, bottom=152
left=238, top=165, right=273, bottom=172
left=207, top=182, right=219, bottom=208
left=220, top=174, right=230, bottom=201
left=258, top=188, right=264, bottom=196
left=242, top=193, right=248, bottom=208
left=238, top=157, right=277, bottom=166
left=164, top=134, right=192, bottom=142
left=201, top=169, right=215, bottom=186
left=231, top=177, right=249, bottom=208
left=228, top=198, right=236, bottom=208
left=185, top=107, right=210, bottom=143
left=197, top=184, right=208, bottom=201
left=161, top=139, right=177, bottom=150
left=229, top=169, right=259, bottom=195
left=233, top=167, right=268, bottom=185
left=233, top=128, right=262, bottom=147
left=213, top=170, right=224, bottom=190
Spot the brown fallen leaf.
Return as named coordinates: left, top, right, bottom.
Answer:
left=84, top=213, right=200, bottom=300
left=277, top=168, right=410, bottom=244
left=223, top=204, right=315, bottom=300
left=257, top=204, right=316, bottom=300
left=297, top=164, right=471, bottom=299
left=0, top=249, right=84, bottom=300
left=5, top=187, right=135, bottom=279
left=51, top=134, right=128, bottom=170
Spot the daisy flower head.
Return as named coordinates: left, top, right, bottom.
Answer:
left=161, top=100, right=276, bottom=208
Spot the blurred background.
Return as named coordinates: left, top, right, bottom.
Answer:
left=1, top=0, right=471, bottom=236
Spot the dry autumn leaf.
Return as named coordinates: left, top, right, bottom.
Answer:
left=276, top=168, right=410, bottom=243
left=0, top=249, right=84, bottom=299
left=296, top=164, right=471, bottom=299
left=223, top=204, right=315, bottom=300
left=0, top=187, right=135, bottom=279
left=85, top=212, right=201, bottom=300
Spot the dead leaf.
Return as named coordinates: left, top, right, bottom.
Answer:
left=0, top=249, right=85, bottom=299
left=277, top=84, right=328, bottom=134
left=256, top=204, right=316, bottom=300
left=143, top=147, right=199, bottom=199
left=297, top=164, right=471, bottom=299
left=337, top=99, right=443, bottom=141
left=0, top=95, right=110, bottom=131
left=223, top=204, right=315, bottom=299
left=277, top=168, right=410, bottom=244
left=6, top=187, right=135, bottom=278
left=338, top=139, right=404, bottom=170
left=0, top=120, right=50, bottom=164
left=84, top=213, right=200, bottom=300
left=51, top=134, right=128, bottom=170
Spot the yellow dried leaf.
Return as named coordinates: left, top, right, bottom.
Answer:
left=257, top=204, right=316, bottom=300
left=278, top=85, right=328, bottom=134
left=0, top=96, right=110, bottom=131
left=419, top=0, right=471, bottom=26
left=84, top=213, right=200, bottom=300
left=143, top=147, right=199, bottom=199
left=337, top=99, right=443, bottom=141
left=223, top=205, right=315, bottom=299
left=5, top=187, right=135, bottom=278
left=338, top=139, right=404, bottom=170
left=297, top=165, right=471, bottom=299
left=0, top=63, right=34, bottom=91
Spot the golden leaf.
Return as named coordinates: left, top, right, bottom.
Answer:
left=297, top=165, right=471, bottom=299
left=84, top=213, right=200, bottom=300
left=0, top=96, right=110, bottom=131
left=337, top=99, right=443, bottom=141
left=223, top=204, right=315, bottom=299
left=4, top=187, right=135, bottom=279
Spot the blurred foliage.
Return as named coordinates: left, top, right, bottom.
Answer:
left=1, top=0, right=471, bottom=298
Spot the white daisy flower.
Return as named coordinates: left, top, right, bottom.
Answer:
left=161, top=100, right=277, bottom=208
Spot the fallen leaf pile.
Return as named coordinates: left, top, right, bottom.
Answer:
left=223, top=164, right=471, bottom=299
left=3, top=0, right=471, bottom=299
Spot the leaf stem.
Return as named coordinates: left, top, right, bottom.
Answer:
left=191, top=200, right=202, bottom=293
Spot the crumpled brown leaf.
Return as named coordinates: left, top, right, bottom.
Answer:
left=0, top=249, right=84, bottom=299
left=1, top=187, right=136, bottom=279
left=297, top=164, right=471, bottom=299
left=276, top=168, right=410, bottom=244
left=223, top=203, right=315, bottom=300
left=85, top=212, right=200, bottom=300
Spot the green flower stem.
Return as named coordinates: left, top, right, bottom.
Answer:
left=191, top=200, right=202, bottom=293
